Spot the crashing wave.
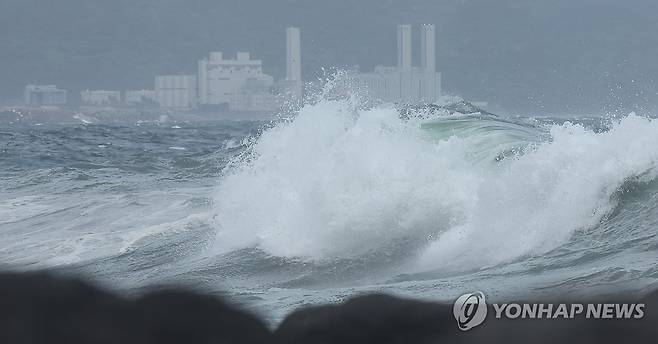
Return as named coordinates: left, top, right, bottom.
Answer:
left=398, top=99, right=493, bottom=120
left=210, top=95, right=658, bottom=276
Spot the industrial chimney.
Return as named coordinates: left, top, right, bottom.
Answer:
left=420, top=24, right=439, bottom=102
left=286, top=27, right=302, bottom=100
left=397, top=25, right=412, bottom=71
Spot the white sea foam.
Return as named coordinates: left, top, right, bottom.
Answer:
left=416, top=114, right=658, bottom=271
left=211, top=97, right=658, bottom=272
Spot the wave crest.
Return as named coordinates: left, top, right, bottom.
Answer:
left=210, top=99, right=658, bottom=273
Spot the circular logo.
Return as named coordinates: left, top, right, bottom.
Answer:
left=453, top=291, right=488, bottom=331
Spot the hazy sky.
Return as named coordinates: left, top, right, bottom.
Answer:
left=2, top=0, right=657, bottom=114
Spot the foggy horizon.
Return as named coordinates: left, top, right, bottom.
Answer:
left=2, top=0, right=658, bottom=114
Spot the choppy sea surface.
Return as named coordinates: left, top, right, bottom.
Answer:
left=1, top=100, right=657, bottom=322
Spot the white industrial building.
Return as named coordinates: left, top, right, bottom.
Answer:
left=80, top=90, right=121, bottom=106
left=24, top=85, right=67, bottom=106
left=152, top=27, right=303, bottom=113
left=197, top=52, right=276, bottom=112
left=124, top=90, right=157, bottom=105
left=355, top=24, right=441, bottom=104
left=155, top=75, right=198, bottom=109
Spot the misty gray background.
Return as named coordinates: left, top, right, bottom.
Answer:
left=1, top=0, right=657, bottom=114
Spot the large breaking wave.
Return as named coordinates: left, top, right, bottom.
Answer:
left=210, top=98, right=658, bottom=274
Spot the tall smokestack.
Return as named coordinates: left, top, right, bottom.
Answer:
left=397, top=25, right=412, bottom=71
left=286, top=27, right=302, bottom=99
left=420, top=24, right=438, bottom=102
left=420, top=24, right=436, bottom=73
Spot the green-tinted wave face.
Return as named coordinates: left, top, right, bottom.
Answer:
left=420, top=114, right=546, bottom=164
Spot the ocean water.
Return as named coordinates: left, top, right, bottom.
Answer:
left=1, top=99, right=658, bottom=323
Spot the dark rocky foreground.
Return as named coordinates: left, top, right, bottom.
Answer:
left=0, top=271, right=656, bottom=344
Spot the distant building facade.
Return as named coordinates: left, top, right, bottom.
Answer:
left=64, top=27, right=303, bottom=114
left=155, top=75, right=198, bottom=109
left=197, top=52, right=276, bottom=112
left=124, top=90, right=157, bottom=105
left=355, top=24, right=441, bottom=104
left=80, top=90, right=121, bottom=106
left=24, top=85, right=67, bottom=106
